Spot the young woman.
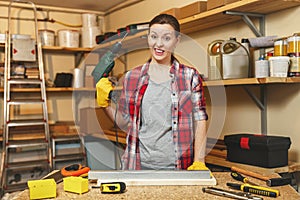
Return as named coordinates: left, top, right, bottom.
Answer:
left=97, top=14, right=208, bottom=170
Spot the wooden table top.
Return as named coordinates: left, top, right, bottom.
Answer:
left=12, top=172, right=300, bottom=200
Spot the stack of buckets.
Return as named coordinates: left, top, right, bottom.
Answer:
left=81, top=13, right=102, bottom=48
left=272, top=33, right=300, bottom=77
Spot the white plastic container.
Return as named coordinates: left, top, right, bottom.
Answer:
left=81, top=26, right=100, bottom=48
left=269, top=56, right=290, bottom=77
left=255, top=60, right=269, bottom=78
left=58, top=29, right=80, bottom=48
left=82, top=13, right=97, bottom=27
left=39, top=29, right=55, bottom=46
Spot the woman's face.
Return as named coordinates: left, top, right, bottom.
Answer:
left=148, top=23, right=179, bottom=65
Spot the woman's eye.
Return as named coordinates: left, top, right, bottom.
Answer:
left=163, top=36, right=171, bottom=42
left=150, top=34, right=157, bottom=40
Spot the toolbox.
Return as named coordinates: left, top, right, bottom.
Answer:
left=224, top=134, right=291, bottom=168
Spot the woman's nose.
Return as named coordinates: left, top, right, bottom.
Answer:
left=156, top=37, right=164, bottom=47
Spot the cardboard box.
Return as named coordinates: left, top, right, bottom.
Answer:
left=79, top=107, right=114, bottom=134
left=207, top=0, right=240, bottom=10
left=85, top=75, right=95, bottom=88
left=161, top=8, right=181, bottom=18
left=224, top=134, right=291, bottom=168
left=179, top=1, right=207, bottom=19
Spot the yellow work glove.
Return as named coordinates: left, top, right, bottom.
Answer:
left=96, top=78, right=114, bottom=107
left=187, top=161, right=209, bottom=171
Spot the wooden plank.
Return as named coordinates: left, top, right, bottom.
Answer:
left=180, top=0, right=300, bottom=34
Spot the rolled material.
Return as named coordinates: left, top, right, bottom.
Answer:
left=73, top=68, right=83, bottom=88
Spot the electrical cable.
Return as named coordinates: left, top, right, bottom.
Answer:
left=112, top=91, right=123, bottom=170
left=48, top=18, right=82, bottom=27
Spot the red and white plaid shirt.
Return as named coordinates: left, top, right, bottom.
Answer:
left=118, top=60, right=208, bottom=170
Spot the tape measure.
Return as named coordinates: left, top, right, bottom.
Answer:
left=100, top=182, right=126, bottom=194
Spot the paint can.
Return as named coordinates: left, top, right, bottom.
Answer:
left=287, top=34, right=300, bottom=54
left=269, top=56, right=290, bottom=77
left=39, top=29, right=55, bottom=46
left=288, top=53, right=300, bottom=77
left=274, top=39, right=287, bottom=56
left=58, top=29, right=80, bottom=48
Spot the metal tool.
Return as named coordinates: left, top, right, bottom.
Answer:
left=202, top=187, right=263, bottom=200
left=88, top=170, right=216, bottom=186
left=92, top=32, right=128, bottom=83
left=231, top=166, right=291, bottom=187
left=231, top=172, right=258, bottom=186
left=227, top=182, right=280, bottom=198
left=100, top=182, right=126, bottom=194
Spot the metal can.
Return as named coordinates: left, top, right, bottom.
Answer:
left=274, top=39, right=287, bottom=56
left=39, top=29, right=55, bottom=46
left=288, top=52, right=300, bottom=77
left=287, top=35, right=300, bottom=54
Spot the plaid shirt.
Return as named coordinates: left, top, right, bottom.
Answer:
left=118, top=60, right=208, bottom=170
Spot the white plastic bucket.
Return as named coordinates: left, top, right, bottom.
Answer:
left=39, top=29, right=55, bottom=46
left=82, top=13, right=97, bottom=27
left=255, top=60, right=269, bottom=78
left=269, top=56, right=290, bottom=77
left=58, top=29, right=80, bottom=48
left=81, top=27, right=100, bottom=48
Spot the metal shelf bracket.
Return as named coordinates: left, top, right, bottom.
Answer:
left=243, top=85, right=267, bottom=135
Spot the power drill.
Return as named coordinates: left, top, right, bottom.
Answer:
left=92, top=32, right=128, bottom=84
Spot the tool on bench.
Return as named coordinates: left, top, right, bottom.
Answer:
left=227, top=182, right=280, bottom=198
left=202, top=187, right=263, bottom=200
left=231, top=166, right=291, bottom=187
left=100, top=182, right=126, bottom=194
left=231, top=172, right=258, bottom=186
left=61, top=164, right=90, bottom=177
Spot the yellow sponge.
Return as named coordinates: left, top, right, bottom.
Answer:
left=63, top=176, right=89, bottom=195
left=27, top=179, right=56, bottom=199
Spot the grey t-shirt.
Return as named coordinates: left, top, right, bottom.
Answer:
left=139, top=79, right=176, bottom=169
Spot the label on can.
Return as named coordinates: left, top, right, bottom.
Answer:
left=287, top=36, right=300, bottom=54
left=289, top=55, right=300, bottom=77
left=274, top=40, right=287, bottom=56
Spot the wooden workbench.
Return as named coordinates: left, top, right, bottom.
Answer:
left=12, top=172, right=300, bottom=200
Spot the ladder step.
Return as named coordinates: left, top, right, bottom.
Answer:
left=53, top=154, right=86, bottom=162
left=7, top=119, right=46, bottom=127
left=8, top=78, right=42, bottom=85
left=7, top=99, right=45, bottom=105
left=5, top=160, right=49, bottom=170
left=3, top=182, right=28, bottom=193
left=6, top=141, right=48, bottom=149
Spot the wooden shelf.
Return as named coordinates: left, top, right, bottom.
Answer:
left=179, top=0, right=300, bottom=34
left=203, top=77, right=300, bottom=86
left=0, top=78, right=299, bottom=93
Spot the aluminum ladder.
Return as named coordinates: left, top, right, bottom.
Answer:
left=0, top=0, right=52, bottom=193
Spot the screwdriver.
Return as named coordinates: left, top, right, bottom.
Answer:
left=231, top=172, right=258, bottom=186
left=227, top=182, right=280, bottom=198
